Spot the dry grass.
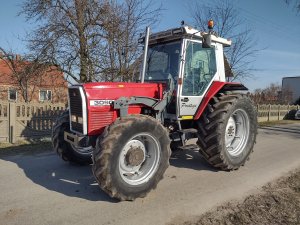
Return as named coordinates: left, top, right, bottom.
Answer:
left=169, top=169, right=300, bottom=225
left=259, top=120, right=300, bottom=127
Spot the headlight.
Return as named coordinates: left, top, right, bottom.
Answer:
left=71, top=115, right=83, bottom=124
left=71, top=115, right=77, bottom=123
left=77, top=117, right=83, bottom=124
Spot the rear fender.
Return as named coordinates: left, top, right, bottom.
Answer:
left=193, top=82, right=248, bottom=120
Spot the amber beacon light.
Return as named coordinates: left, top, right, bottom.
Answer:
left=208, top=19, right=214, bottom=30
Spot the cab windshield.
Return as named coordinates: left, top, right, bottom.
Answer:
left=145, top=41, right=181, bottom=81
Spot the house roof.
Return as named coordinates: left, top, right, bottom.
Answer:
left=0, top=59, right=67, bottom=87
left=0, top=59, right=16, bottom=85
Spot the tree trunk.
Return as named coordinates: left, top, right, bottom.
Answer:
left=75, top=0, right=89, bottom=83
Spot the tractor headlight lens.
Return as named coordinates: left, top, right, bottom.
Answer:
left=71, top=115, right=83, bottom=124
left=77, top=117, right=83, bottom=124
left=71, top=115, right=77, bottom=123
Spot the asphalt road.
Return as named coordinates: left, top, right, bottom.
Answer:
left=1, top=124, right=300, bottom=225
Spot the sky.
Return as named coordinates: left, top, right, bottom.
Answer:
left=0, top=0, right=300, bottom=91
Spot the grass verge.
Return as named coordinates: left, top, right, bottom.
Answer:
left=259, top=119, right=300, bottom=127
left=170, top=169, right=300, bottom=225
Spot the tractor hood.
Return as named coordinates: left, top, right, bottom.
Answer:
left=68, top=82, right=165, bottom=136
left=82, top=82, right=164, bottom=101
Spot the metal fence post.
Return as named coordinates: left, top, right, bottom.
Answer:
left=9, top=102, right=16, bottom=144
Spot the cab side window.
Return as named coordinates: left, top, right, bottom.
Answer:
left=182, top=41, right=217, bottom=96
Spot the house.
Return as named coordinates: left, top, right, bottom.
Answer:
left=0, top=56, right=68, bottom=104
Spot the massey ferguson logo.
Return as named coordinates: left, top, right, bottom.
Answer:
left=90, top=100, right=114, bottom=106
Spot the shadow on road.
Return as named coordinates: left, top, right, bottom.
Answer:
left=0, top=148, right=117, bottom=203
left=0, top=143, right=218, bottom=203
left=259, top=126, right=300, bottom=139
left=170, top=148, right=218, bottom=172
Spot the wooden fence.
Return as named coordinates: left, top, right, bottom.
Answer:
left=0, top=100, right=65, bottom=143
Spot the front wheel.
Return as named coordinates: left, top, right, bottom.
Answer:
left=92, top=115, right=171, bottom=201
left=52, top=110, right=93, bottom=164
left=197, top=93, right=257, bottom=170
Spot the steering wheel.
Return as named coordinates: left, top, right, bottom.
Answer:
left=203, top=73, right=212, bottom=83
left=182, top=74, right=194, bottom=95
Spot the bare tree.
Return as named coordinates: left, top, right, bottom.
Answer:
left=20, top=0, right=162, bottom=83
left=21, top=0, right=107, bottom=83
left=189, top=0, right=259, bottom=81
left=285, top=0, right=300, bottom=12
left=0, top=47, right=48, bottom=102
left=251, top=83, right=292, bottom=104
left=279, top=86, right=293, bottom=104
left=260, top=83, right=281, bottom=104
left=97, top=0, right=162, bottom=82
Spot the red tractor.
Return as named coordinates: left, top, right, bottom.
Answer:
left=52, top=22, right=257, bottom=201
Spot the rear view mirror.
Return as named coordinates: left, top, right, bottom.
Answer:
left=202, top=34, right=212, bottom=48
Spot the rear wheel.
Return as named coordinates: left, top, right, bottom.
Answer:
left=52, top=110, right=93, bottom=164
left=92, top=115, right=171, bottom=201
left=197, top=93, right=257, bottom=170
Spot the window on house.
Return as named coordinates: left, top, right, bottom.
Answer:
left=8, top=89, right=17, bottom=101
left=39, top=90, right=52, bottom=101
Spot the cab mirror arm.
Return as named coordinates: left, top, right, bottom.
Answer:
left=202, top=34, right=212, bottom=48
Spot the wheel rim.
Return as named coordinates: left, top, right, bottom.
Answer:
left=225, top=109, right=250, bottom=157
left=71, top=145, right=93, bottom=155
left=118, top=133, right=161, bottom=186
left=70, top=137, right=93, bottom=155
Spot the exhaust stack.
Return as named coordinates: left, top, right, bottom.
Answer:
left=140, top=26, right=150, bottom=83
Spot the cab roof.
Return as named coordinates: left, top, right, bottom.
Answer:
left=149, top=26, right=232, bottom=47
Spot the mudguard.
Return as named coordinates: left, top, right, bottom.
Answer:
left=193, top=81, right=248, bottom=120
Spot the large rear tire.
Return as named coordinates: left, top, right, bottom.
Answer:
left=92, top=115, right=171, bottom=201
left=52, top=110, right=93, bottom=165
left=197, top=92, right=257, bottom=170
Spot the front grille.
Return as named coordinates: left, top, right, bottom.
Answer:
left=89, top=111, right=114, bottom=132
left=69, top=87, right=84, bottom=133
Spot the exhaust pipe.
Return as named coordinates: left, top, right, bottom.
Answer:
left=140, top=26, right=150, bottom=83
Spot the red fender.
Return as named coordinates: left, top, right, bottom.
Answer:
left=193, top=81, right=248, bottom=120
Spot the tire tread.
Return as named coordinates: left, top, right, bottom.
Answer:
left=92, top=114, right=171, bottom=201
left=197, top=92, right=257, bottom=170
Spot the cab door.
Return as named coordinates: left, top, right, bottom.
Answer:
left=178, top=39, right=218, bottom=117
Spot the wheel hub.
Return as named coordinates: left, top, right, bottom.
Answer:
left=118, top=133, right=161, bottom=186
left=225, top=117, right=236, bottom=145
left=227, top=125, right=235, bottom=136
left=126, top=147, right=145, bottom=166
left=224, top=109, right=250, bottom=157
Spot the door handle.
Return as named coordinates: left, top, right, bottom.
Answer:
left=181, top=97, right=189, bottom=102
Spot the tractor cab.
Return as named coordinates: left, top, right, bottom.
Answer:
left=141, top=25, right=232, bottom=118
